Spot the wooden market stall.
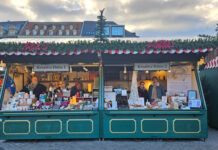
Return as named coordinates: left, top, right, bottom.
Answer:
left=98, top=39, right=217, bottom=139
left=101, top=52, right=207, bottom=139
left=0, top=39, right=217, bottom=140
left=0, top=41, right=103, bottom=139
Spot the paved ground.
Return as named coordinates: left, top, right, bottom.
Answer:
left=0, top=128, right=218, bottom=150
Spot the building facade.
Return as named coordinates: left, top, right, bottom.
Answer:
left=0, top=21, right=137, bottom=38
left=0, top=21, right=27, bottom=38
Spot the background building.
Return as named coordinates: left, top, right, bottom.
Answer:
left=0, top=21, right=137, bottom=38
left=20, top=22, right=82, bottom=37
left=0, top=21, right=27, bottom=38
left=81, top=21, right=137, bottom=37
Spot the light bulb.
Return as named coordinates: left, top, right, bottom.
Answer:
left=123, top=66, right=127, bottom=74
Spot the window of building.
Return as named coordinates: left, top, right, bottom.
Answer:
left=52, top=25, right=56, bottom=30
left=73, top=30, right=77, bottom=36
left=61, top=25, right=65, bottom=30
left=8, top=25, right=16, bottom=35
left=43, top=25, right=47, bottom=30
left=70, top=25, right=73, bottom=30
left=25, top=30, right=30, bottom=35
left=34, top=25, right=38, bottom=30
left=49, top=30, right=53, bottom=36
left=8, top=30, right=16, bottom=35
left=58, top=30, right=62, bottom=36
left=66, top=30, right=69, bottom=36
left=111, top=26, right=124, bottom=37
left=33, top=30, right=37, bottom=36
left=40, top=30, right=44, bottom=36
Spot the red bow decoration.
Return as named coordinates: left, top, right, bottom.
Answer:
left=146, top=40, right=176, bottom=49
left=20, top=42, right=48, bottom=52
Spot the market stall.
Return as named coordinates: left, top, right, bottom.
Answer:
left=0, top=39, right=217, bottom=140
left=100, top=40, right=215, bottom=139
left=0, top=42, right=103, bottom=139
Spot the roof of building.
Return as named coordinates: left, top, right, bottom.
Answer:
left=20, top=22, right=83, bottom=36
left=0, top=21, right=137, bottom=38
left=0, top=21, right=27, bottom=37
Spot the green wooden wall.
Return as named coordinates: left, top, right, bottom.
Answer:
left=200, top=68, right=218, bottom=129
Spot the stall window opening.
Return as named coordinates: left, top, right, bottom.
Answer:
left=1, top=64, right=99, bottom=111
left=103, top=64, right=202, bottom=110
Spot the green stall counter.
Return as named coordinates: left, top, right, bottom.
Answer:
left=0, top=110, right=99, bottom=140
left=102, top=110, right=207, bottom=139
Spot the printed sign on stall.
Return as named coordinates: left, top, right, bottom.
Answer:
left=33, top=64, right=69, bottom=72
left=134, top=63, right=170, bottom=71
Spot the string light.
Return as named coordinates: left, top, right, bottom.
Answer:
left=123, top=66, right=127, bottom=74
left=31, top=68, right=35, bottom=74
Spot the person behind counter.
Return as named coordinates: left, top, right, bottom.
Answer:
left=70, top=81, right=84, bottom=97
left=32, top=76, right=47, bottom=99
left=138, top=81, right=149, bottom=103
left=21, top=78, right=31, bottom=93
left=54, top=81, right=69, bottom=93
left=148, top=76, right=165, bottom=103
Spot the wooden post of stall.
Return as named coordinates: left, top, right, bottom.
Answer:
left=0, top=64, right=9, bottom=109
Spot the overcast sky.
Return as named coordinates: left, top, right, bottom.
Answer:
left=0, top=0, right=217, bottom=37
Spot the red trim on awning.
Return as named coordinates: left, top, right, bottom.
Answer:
left=0, top=48, right=215, bottom=56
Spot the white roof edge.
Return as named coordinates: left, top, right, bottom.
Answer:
left=0, top=37, right=199, bottom=43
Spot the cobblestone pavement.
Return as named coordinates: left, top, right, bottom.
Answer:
left=0, top=128, right=218, bottom=150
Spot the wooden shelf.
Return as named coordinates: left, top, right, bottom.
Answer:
left=76, top=97, right=98, bottom=99
left=39, top=80, right=94, bottom=83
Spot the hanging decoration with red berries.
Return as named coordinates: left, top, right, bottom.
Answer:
left=0, top=39, right=217, bottom=55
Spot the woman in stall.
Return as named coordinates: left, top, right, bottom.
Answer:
left=138, top=81, right=149, bottom=104
left=148, top=76, right=165, bottom=104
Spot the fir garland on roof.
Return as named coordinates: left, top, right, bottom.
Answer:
left=0, top=39, right=217, bottom=52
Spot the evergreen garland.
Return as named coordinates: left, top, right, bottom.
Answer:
left=0, top=39, right=217, bottom=52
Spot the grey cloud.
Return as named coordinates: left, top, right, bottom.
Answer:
left=27, top=0, right=85, bottom=21
left=0, top=3, right=27, bottom=21
left=0, top=0, right=216, bottom=37
left=126, top=0, right=199, bottom=14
